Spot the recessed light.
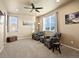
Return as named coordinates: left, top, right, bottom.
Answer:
left=38, top=23, right=40, bottom=24
left=16, top=9, right=19, bottom=11
left=56, top=0, right=60, bottom=2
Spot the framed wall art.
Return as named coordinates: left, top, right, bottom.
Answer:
left=65, top=11, right=79, bottom=24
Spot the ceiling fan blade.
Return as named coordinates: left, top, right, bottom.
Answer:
left=35, top=7, right=43, bottom=9
left=24, top=7, right=32, bottom=9
left=35, top=9, right=40, bottom=12
left=31, top=3, right=35, bottom=9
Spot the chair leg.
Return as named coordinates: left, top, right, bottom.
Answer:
left=56, top=46, right=58, bottom=50
left=52, top=47, right=55, bottom=52
left=58, top=47, right=61, bottom=54
left=53, top=44, right=61, bottom=54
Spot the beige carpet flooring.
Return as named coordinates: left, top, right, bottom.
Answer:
left=0, top=39, right=79, bottom=58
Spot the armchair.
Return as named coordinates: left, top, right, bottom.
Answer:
left=44, top=32, right=61, bottom=51
left=32, top=32, right=45, bottom=41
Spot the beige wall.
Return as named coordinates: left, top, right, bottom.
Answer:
left=58, top=0, right=79, bottom=49
left=0, top=0, right=7, bottom=52
left=7, top=13, right=35, bottom=40
left=38, top=0, right=79, bottom=49
left=35, top=17, right=39, bottom=32
left=35, top=17, right=44, bottom=32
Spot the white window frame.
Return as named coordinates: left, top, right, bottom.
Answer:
left=43, top=13, right=57, bottom=32
left=8, top=16, right=18, bottom=32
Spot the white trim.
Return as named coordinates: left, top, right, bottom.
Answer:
left=0, top=46, right=4, bottom=53
left=18, top=36, right=32, bottom=40
left=61, top=43, right=79, bottom=51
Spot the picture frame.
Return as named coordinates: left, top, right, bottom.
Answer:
left=23, top=20, right=33, bottom=26
left=65, top=11, right=79, bottom=24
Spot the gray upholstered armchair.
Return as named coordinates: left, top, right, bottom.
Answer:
left=44, top=32, right=61, bottom=52
left=32, top=31, right=45, bottom=41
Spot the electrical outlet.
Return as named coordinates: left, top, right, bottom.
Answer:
left=71, top=41, right=74, bottom=44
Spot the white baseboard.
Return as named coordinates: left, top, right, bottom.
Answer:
left=61, top=43, right=79, bottom=51
left=0, top=46, right=4, bottom=53
left=18, top=36, right=32, bottom=40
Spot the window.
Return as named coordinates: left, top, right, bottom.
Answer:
left=0, top=16, right=4, bottom=33
left=0, top=16, right=4, bottom=24
left=43, top=14, right=57, bottom=32
left=8, top=16, right=18, bottom=32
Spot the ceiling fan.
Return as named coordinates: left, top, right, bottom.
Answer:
left=24, top=3, right=43, bottom=12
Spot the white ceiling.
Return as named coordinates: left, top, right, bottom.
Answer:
left=2, top=0, right=72, bottom=16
